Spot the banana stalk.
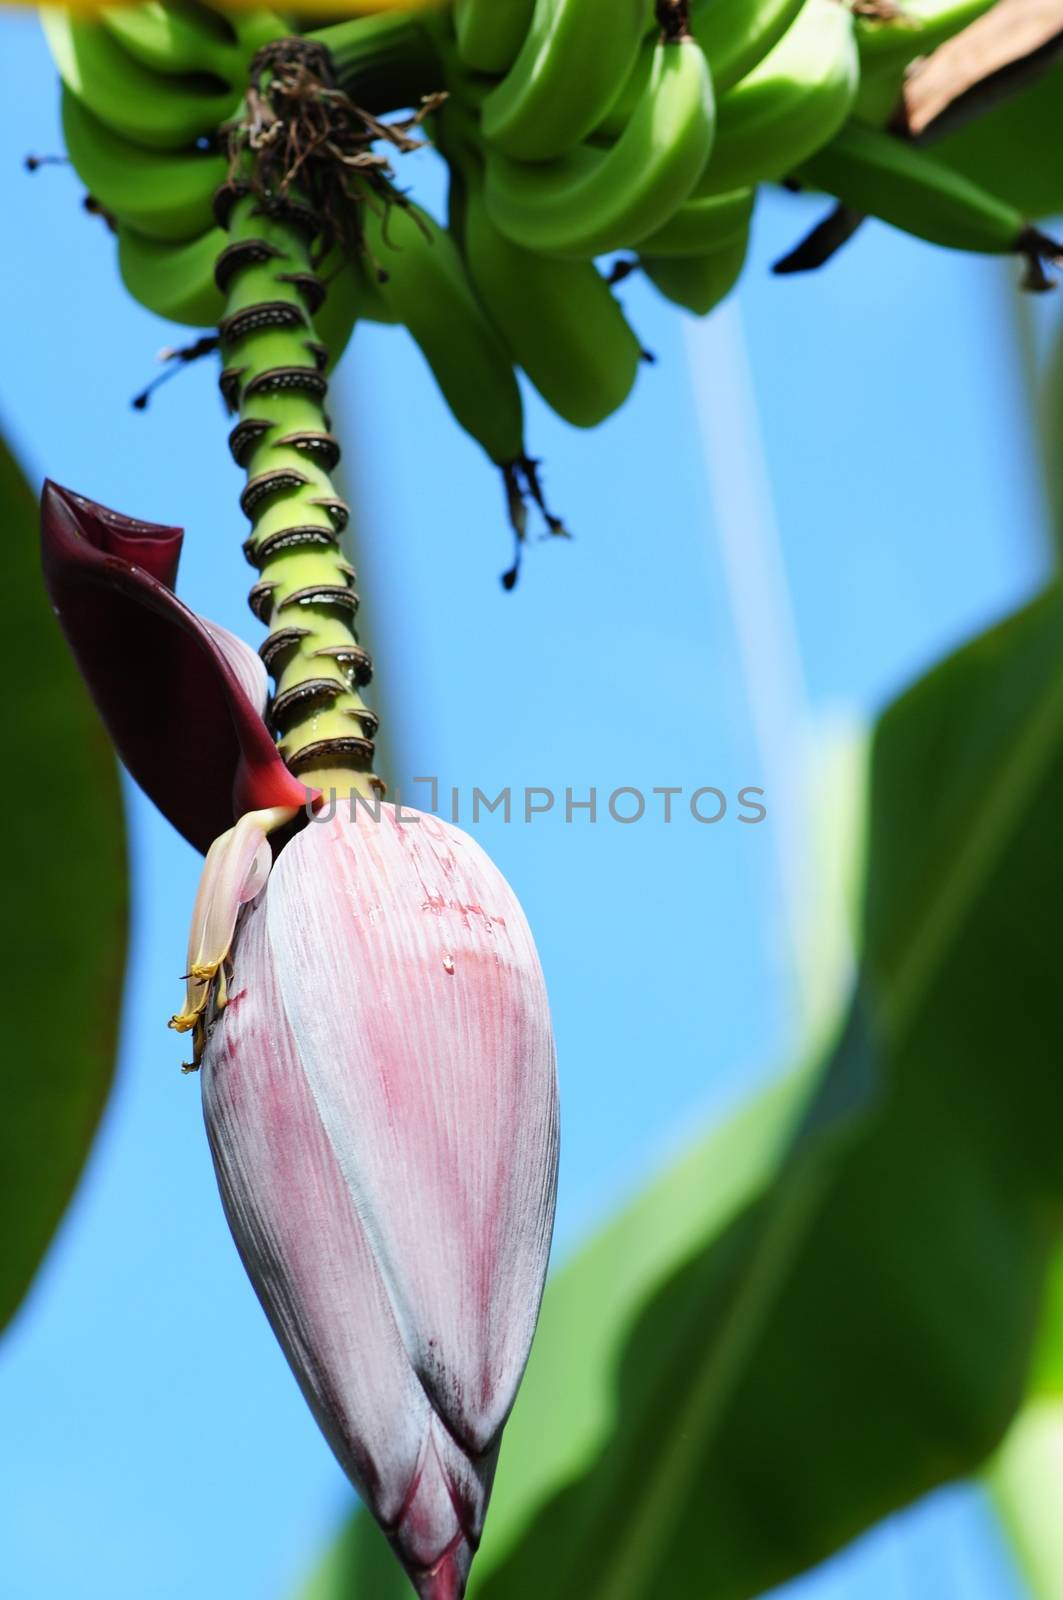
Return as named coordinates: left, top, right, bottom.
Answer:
left=215, top=156, right=380, bottom=798
left=219, top=195, right=380, bottom=797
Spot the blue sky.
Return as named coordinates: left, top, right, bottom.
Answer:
left=0, top=11, right=1052, bottom=1597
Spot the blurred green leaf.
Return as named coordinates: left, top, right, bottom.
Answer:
left=988, top=1378, right=1063, bottom=1596
left=985, top=1236, right=1063, bottom=1595
left=301, top=580, right=1063, bottom=1600
left=479, top=583, right=1063, bottom=1600
left=0, top=432, right=127, bottom=1333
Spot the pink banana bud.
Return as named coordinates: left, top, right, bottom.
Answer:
left=40, top=483, right=559, bottom=1596
left=185, top=803, right=559, bottom=1598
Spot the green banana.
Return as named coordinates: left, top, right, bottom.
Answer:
left=853, top=0, right=997, bottom=124
left=641, top=230, right=750, bottom=313
left=484, top=32, right=714, bottom=259
left=62, top=89, right=223, bottom=242
left=99, top=3, right=281, bottom=80
left=100, top=3, right=232, bottom=77
left=699, top=0, right=858, bottom=193
left=796, top=120, right=1051, bottom=258
left=362, top=199, right=526, bottom=466
left=481, top=0, right=652, bottom=162
left=635, top=184, right=754, bottom=257
left=595, top=0, right=804, bottom=140
left=118, top=225, right=226, bottom=326
left=315, top=260, right=375, bottom=357
left=696, top=0, right=807, bottom=95
left=461, top=171, right=642, bottom=428
left=453, top=0, right=535, bottom=74
left=854, top=0, right=996, bottom=67
left=42, top=9, right=243, bottom=150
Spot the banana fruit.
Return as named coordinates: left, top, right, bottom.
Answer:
left=362, top=199, right=527, bottom=467
left=99, top=2, right=282, bottom=79
left=642, top=231, right=750, bottom=314
left=797, top=120, right=1047, bottom=258
left=596, top=0, right=807, bottom=141
left=454, top=0, right=535, bottom=74
left=434, top=97, right=643, bottom=427
left=462, top=175, right=642, bottom=428
left=695, top=0, right=807, bottom=96
left=62, top=89, right=224, bottom=242
left=42, top=9, right=256, bottom=149
left=118, top=225, right=226, bottom=327
left=698, top=0, right=858, bottom=192
left=481, top=0, right=652, bottom=162
left=484, top=32, right=715, bottom=258
left=363, top=194, right=563, bottom=585
left=43, top=0, right=1057, bottom=530
left=635, top=185, right=754, bottom=257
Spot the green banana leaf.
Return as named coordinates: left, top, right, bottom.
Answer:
left=987, top=1274, right=1063, bottom=1600
left=0, top=432, right=127, bottom=1333
left=300, top=578, right=1063, bottom=1600
left=982, top=298, right=1063, bottom=1600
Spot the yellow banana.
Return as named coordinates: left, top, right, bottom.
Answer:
left=484, top=31, right=714, bottom=259
left=481, top=0, right=651, bottom=162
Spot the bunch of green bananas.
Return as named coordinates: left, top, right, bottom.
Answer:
left=41, top=4, right=416, bottom=351
left=44, top=0, right=1061, bottom=492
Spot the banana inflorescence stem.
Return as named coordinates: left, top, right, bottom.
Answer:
left=216, top=38, right=395, bottom=799
left=218, top=187, right=380, bottom=796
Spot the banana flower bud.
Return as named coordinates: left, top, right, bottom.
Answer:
left=187, top=800, right=558, bottom=1597
left=41, top=483, right=560, bottom=1599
